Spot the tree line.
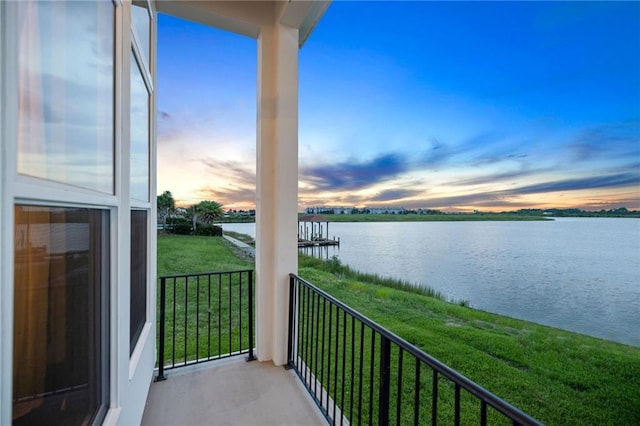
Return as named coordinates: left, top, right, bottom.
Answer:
left=157, top=190, right=224, bottom=236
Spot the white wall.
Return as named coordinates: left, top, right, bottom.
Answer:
left=111, top=1, right=157, bottom=424
left=0, top=2, right=157, bottom=424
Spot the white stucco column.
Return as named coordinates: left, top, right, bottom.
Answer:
left=255, top=20, right=299, bottom=365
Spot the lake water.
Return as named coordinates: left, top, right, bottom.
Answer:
left=222, top=218, right=640, bottom=347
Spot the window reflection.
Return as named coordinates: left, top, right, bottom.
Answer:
left=17, top=1, right=114, bottom=193
left=13, top=205, right=109, bottom=426
left=130, top=54, right=150, bottom=202
left=132, top=1, right=150, bottom=66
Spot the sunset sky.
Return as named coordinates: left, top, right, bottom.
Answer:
left=157, top=1, right=640, bottom=212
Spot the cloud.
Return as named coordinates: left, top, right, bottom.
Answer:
left=184, top=157, right=257, bottom=208
left=400, top=172, right=640, bottom=211
left=298, top=191, right=372, bottom=208
left=568, top=120, right=640, bottom=162
left=301, top=153, right=408, bottom=191
left=368, top=188, right=425, bottom=203
left=197, top=185, right=255, bottom=208
left=472, top=153, right=530, bottom=167
left=450, top=168, right=540, bottom=187
left=399, top=192, right=519, bottom=210
left=298, top=129, right=640, bottom=210
left=299, top=136, right=504, bottom=194
left=201, top=157, right=255, bottom=186
left=510, top=172, right=640, bottom=195
left=418, top=132, right=527, bottom=170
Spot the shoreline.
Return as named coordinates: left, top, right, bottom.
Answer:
left=159, top=234, right=640, bottom=424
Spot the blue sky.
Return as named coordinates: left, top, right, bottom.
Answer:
left=157, top=1, right=640, bottom=211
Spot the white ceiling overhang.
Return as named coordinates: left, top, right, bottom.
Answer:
left=155, top=0, right=331, bottom=46
left=279, top=0, right=331, bottom=46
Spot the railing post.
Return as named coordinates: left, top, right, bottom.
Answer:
left=378, top=336, right=391, bottom=425
left=155, top=277, right=167, bottom=381
left=246, top=270, right=256, bottom=361
left=285, top=274, right=296, bottom=369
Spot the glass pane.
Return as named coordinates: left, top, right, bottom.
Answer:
left=130, top=54, right=150, bottom=202
left=130, top=210, right=148, bottom=354
left=132, top=1, right=150, bottom=66
left=16, top=1, right=114, bottom=193
left=13, top=205, right=109, bottom=425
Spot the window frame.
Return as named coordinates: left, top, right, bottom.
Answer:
left=1, top=1, right=123, bottom=424
left=12, top=204, right=112, bottom=425
left=129, top=209, right=148, bottom=355
left=127, top=0, right=154, bottom=366
left=129, top=49, right=151, bottom=204
left=1, top=0, right=158, bottom=423
left=129, top=0, right=153, bottom=207
left=13, top=0, right=118, bottom=195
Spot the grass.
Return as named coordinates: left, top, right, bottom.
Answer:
left=157, top=234, right=254, bottom=367
left=297, top=267, right=640, bottom=425
left=157, top=233, right=253, bottom=276
left=223, top=230, right=255, bottom=246
left=158, top=233, right=640, bottom=425
left=299, top=254, right=453, bottom=302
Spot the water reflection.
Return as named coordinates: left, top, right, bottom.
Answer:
left=299, top=244, right=339, bottom=261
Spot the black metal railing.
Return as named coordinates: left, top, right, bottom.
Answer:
left=287, top=274, right=542, bottom=425
left=156, top=270, right=255, bottom=381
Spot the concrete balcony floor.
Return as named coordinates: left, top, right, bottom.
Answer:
left=141, top=356, right=327, bottom=425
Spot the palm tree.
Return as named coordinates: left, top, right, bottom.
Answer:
left=157, top=190, right=175, bottom=229
left=186, top=204, right=199, bottom=232
left=187, top=200, right=223, bottom=233
left=197, top=200, right=224, bottom=225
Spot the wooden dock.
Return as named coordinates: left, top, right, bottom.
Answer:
left=298, top=214, right=340, bottom=248
left=298, top=238, right=340, bottom=247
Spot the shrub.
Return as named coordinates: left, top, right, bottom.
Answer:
left=194, top=224, right=222, bottom=237
left=166, top=217, right=192, bottom=235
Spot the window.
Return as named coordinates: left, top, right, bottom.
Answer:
left=130, top=210, right=148, bottom=353
left=131, top=1, right=150, bottom=67
left=16, top=1, right=115, bottom=193
left=130, top=53, right=150, bottom=202
left=12, top=3, right=115, bottom=423
left=129, top=0, right=152, bottom=356
left=13, top=205, right=109, bottom=425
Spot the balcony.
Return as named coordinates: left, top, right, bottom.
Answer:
left=144, top=270, right=541, bottom=425
left=142, top=356, right=326, bottom=425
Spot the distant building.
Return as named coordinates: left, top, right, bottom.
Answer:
left=364, top=207, right=405, bottom=215
left=305, top=206, right=354, bottom=215
left=305, top=206, right=406, bottom=215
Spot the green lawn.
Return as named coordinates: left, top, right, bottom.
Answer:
left=156, top=234, right=254, bottom=367
left=157, top=233, right=253, bottom=276
left=298, top=265, right=640, bottom=425
left=158, top=233, right=640, bottom=425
